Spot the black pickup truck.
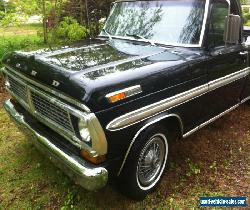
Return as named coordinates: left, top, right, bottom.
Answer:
left=2, top=0, right=250, bottom=200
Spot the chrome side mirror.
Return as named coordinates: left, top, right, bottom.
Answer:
left=224, top=14, right=241, bottom=44
left=245, top=36, right=250, bottom=46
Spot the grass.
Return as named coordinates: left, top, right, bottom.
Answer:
left=0, top=91, right=249, bottom=209
left=0, top=23, right=43, bottom=37
left=0, top=24, right=45, bottom=68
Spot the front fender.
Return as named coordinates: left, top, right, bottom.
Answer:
left=115, top=110, right=183, bottom=176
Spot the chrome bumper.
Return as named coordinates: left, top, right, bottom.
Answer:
left=4, top=99, right=108, bottom=191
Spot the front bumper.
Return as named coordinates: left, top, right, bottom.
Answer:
left=4, top=99, right=108, bottom=191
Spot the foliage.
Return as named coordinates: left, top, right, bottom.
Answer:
left=0, top=0, right=113, bottom=41
left=15, top=0, right=40, bottom=16
left=244, top=12, right=250, bottom=23
left=0, top=0, right=15, bottom=13
left=0, top=10, right=4, bottom=20
left=50, top=16, right=89, bottom=43
left=0, top=0, right=4, bottom=11
left=0, top=0, right=49, bottom=16
left=62, top=0, right=113, bottom=36
left=243, top=9, right=250, bottom=26
left=185, top=158, right=201, bottom=177
left=0, top=24, right=44, bottom=67
left=0, top=0, right=38, bottom=27
left=241, top=0, right=249, bottom=5
left=0, top=35, right=43, bottom=66
left=0, top=12, right=20, bottom=27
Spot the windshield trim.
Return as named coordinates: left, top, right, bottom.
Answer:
left=98, top=34, right=201, bottom=47
left=100, top=0, right=210, bottom=48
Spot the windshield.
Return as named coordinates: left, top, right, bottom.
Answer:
left=100, top=0, right=207, bottom=46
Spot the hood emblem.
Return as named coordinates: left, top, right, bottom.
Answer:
left=31, top=70, right=37, bottom=76
left=52, top=80, right=60, bottom=87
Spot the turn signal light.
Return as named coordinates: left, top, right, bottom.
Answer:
left=80, top=150, right=106, bottom=165
left=107, top=92, right=126, bottom=103
left=106, top=85, right=142, bottom=103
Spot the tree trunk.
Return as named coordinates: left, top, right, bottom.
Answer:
left=85, top=0, right=91, bottom=36
left=80, top=0, right=84, bottom=25
left=42, top=0, right=48, bottom=43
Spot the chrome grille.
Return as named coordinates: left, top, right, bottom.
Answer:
left=6, top=73, right=77, bottom=138
left=8, top=75, right=28, bottom=104
left=31, top=91, right=74, bottom=132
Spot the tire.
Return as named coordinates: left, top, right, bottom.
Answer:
left=118, top=125, right=170, bottom=200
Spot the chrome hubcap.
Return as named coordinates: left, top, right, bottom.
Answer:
left=137, top=135, right=166, bottom=187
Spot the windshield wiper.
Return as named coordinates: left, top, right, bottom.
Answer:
left=126, top=34, right=155, bottom=46
left=102, top=28, right=113, bottom=42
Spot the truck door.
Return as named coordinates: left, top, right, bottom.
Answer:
left=205, top=0, right=248, bottom=119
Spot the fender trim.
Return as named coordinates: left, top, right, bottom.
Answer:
left=117, top=113, right=183, bottom=176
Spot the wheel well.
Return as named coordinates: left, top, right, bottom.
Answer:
left=117, top=114, right=183, bottom=176
left=157, top=116, right=183, bottom=140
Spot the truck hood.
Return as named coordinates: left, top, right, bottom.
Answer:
left=2, top=38, right=202, bottom=112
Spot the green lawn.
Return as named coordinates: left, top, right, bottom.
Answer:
left=0, top=24, right=45, bottom=68
left=0, top=24, right=42, bottom=37
left=0, top=97, right=249, bottom=209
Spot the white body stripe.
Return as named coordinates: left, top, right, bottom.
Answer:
left=107, top=67, right=250, bottom=131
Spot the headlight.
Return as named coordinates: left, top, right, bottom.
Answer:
left=78, top=118, right=91, bottom=143
left=78, top=114, right=108, bottom=164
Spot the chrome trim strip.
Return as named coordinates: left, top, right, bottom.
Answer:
left=183, top=104, right=240, bottom=138
left=241, top=95, right=250, bottom=103
left=208, top=69, right=249, bottom=91
left=2, top=66, right=91, bottom=112
left=117, top=113, right=183, bottom=176
left=118, top=101, right=245, bottom=176
left=107, top=84, right=208, bottom=131
left=199, top=0, right=210, bottom=46
left=107, top=67, right=250, bottom=131
left=118, top=82, right=250, bottom=176
left=105, top=85, right=142, bottom=102
left=85, top=113, right=108, bottom=156
left=183, top=80, right=249, bottom=138
left=4, top=100, right=108, bottom=191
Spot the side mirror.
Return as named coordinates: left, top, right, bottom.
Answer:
left=243, top=26, right=250, bottom=47
left=245, top=36, right=250, bottom=46
left=224, top=14, right=241, bottom=44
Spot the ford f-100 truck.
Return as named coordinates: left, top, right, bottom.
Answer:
left=2, top=0, right=250, bottom=200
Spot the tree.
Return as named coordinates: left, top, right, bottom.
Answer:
left=241, top=0, right=248, bottom=5
left=0, top=1, right=5, bottom=12
left=61, top=0, right=114, bottom=36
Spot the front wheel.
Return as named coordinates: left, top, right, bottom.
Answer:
left=118, top=126, right=169, bottom=200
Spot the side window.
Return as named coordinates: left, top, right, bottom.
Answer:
left=208, top=0, right=229, bottom=47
